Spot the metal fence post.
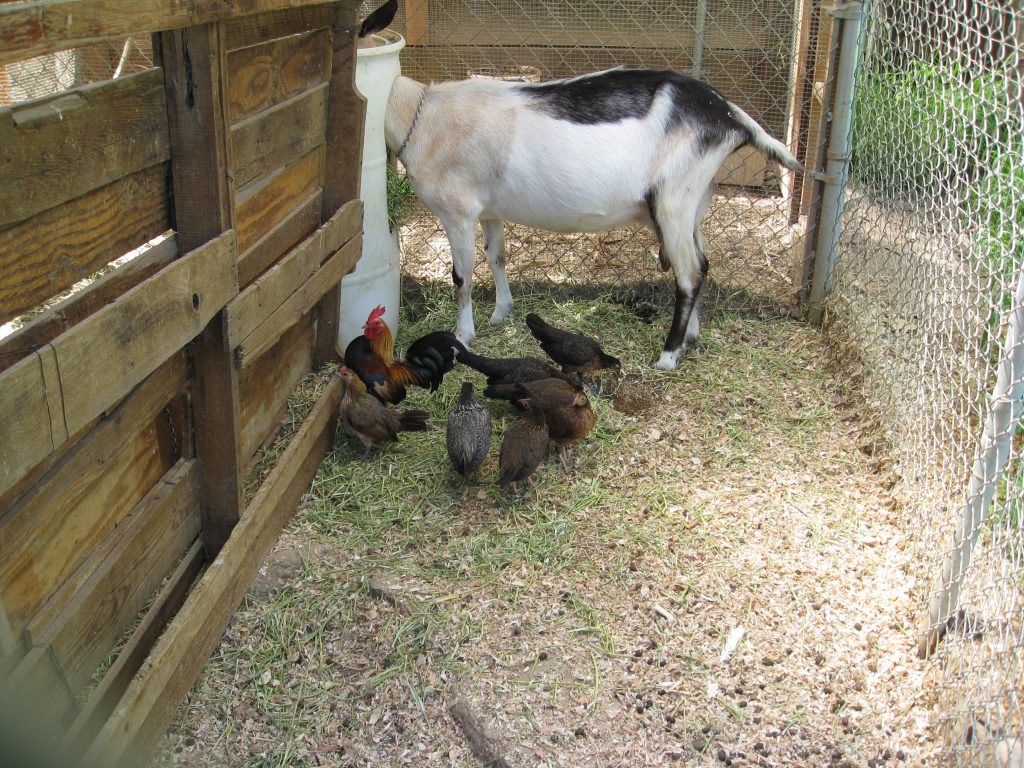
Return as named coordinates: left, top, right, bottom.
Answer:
left=919, top=265, right=1024, bottom=658
left=806, top=0, right=867, bottom=324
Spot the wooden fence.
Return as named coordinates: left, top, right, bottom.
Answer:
left=0, top=1, right=365, bottom=764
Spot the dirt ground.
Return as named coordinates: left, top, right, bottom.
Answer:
left=150, top=193, right=944, bottom=767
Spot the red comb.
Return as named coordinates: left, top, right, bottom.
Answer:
left=367, top=305, right=386, bottom=323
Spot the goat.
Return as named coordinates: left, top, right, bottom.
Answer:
left=361, top=7, right=801, bottom=369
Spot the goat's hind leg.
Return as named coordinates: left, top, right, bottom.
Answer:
left=440, top=216, right=480, bottom=346
left=482, top=219, right=513, bottom=325
left=651, top=189, right=708, bottom=371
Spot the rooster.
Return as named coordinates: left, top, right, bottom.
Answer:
left=446, top=381, right=492, bottom=480
left=337, top=366, right=429, bottom=457
left=525, top=312, right=621, bottom=376
left=344, top=305, right=462, bottom=404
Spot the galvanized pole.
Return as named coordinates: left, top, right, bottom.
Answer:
left=806, top=0, right=867, bottom=324
left=919, top=266, right=1024, bottom=658
left=691, top=0, right=708, bottom=80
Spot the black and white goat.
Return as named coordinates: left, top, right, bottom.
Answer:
left=362, top=7, right=801, bottom=369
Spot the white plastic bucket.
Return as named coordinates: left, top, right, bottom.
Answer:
left=339, top=30, right=405, bottom=351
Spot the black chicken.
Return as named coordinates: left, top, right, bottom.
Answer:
left=525, top=312, right=621, bottom=375
left=455, top=346, right=567, bottom=387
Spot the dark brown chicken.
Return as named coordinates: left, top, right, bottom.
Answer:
left=525, top=312, right=621, bottom=375
left=455, top=346, right=567, bottom=387
left=485, top=377, right=596, bottom=448
left=498, top=398, right=548, bottom=491
left=446, top=381, right=492, bottom=480
left=337, top=366, right=429, bottom=456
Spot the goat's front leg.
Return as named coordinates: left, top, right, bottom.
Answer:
left=482, top=219, right=513, bottom=325
left=441, top=216, right=479, bottom=345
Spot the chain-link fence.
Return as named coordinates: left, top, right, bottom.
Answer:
left=0, top=37, right=153, bottom=107
left=832, top=0, right=1024, bottom=765
left=376, top=0, right=810, bottom=312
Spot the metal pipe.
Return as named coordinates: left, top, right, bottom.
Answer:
left=691, top=0, right=708, bottom=80
left=919, top=265, right=1024, bottom=657
left=806, top=0, right=867, bottom=324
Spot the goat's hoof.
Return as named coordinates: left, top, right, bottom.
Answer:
left=489, top=306, right=512, bottom=325
left=455, top=329, right=476, bottom=347
left=653, top=350, right=680, bottom=370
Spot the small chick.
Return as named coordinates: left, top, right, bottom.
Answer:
left=525, top=312, right=621, bottom=376
left=498, top=398, right=548, bottom=491
left=337, top=366, right=429, bottom=457
left=446, top=381, right=492, bottom=480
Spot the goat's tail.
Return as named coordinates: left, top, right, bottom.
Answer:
left=729, top=103, right=803, bottom=173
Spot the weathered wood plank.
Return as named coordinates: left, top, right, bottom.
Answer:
left=0, top=235, right=178, bottom=375
left=405, top=0, right=431, bottom=45
left=0, top=424, right=166, bottom=643
left=236, top=233, right=361, bottom=367
left=51, top=231, right=236, bottom=438
left=36, top=343, right=68, bottom=447
left=60, top=539, right=205, bottom=755
left=158, top=25, right=234, bottom=253
left=83, top=373, right=342, bottom=768
left=226, top=27, right=331, bottom=123
left=0, top=356, right=186, bottom=643
left=0, top=162, right=173, bottom=327
left=226, top=198, right=360, bottom=348
left=235, top=147, right=323, bottom=253
left=238, top=189, right=322, bottom=288
left=0, top=68, right=169, bottom=229
left=230, top=82, right=328, bottom=190
left=0, top=0, right=343, bottom=66
left=0, top=645, right=76, bottom=739
left=224, top=4, right=336, bottom=50
left=0, top=353, right=54, bottom=501
left=159, top=23, right=243, bottom=558
left=239, top=315, right=314, bottom=467
left=29, top=460, right=201, bottom=694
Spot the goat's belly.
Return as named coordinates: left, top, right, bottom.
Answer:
left=484, top=185, right=646, bottom=233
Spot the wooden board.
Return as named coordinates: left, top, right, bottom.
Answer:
left=0, top=68, right=169, bottom=228
left=230, top=82, right=329, bottom=189
left=0, top=358, right=186, bottom=638
left=0, top=235, right=178, bottom=375
left=238, top=189, right=322, bottom=288
left=60, top=539, right=205, bottom=753
left=225, top=4, right=336, bottom=50
left=235, top=147, right=323, bottom=253
left=0, top=424, right=166, bottom=643
left=0, top=162, right=173, bottom=326
left=52, top=232, right=237, bottom=438
left=226, top=198, right=360, bottom=348
left=0, top=0, right=349, bottom=65
left=239, top=315, right=314, bottom=466
left=235, top=233, right=361, bottom=366
left=29, top=460, right=200, bottom=694
left=0, top=645, right=76, bottom=740
left=0, top=353, right=56, bottom=502
left=83, top=374, right=342, bottom=768
left=226, top=27, right=331, bottom=122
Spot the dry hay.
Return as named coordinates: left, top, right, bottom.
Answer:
left=150, top=270, right=943, bottom=767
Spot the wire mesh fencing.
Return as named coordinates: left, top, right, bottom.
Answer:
left=0, top=37, right=154, bottom=107
left=831, top=1, right=1024, bottom=764
left=372, top=0, right=809, bottom=312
